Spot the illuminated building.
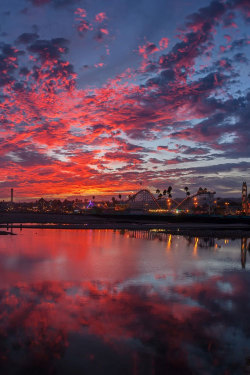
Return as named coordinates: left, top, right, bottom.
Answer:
left=242, top=182, right=248, bottom=214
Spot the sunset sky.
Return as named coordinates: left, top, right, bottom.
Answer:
left=0, top=0, right=249, bottom=200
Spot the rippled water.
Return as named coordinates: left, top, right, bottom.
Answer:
left=0, top=229, right=249, bottom=374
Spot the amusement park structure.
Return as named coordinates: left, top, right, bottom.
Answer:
left=126, top=188, right=216, bottom=213
left=242, top=182, right=250, bottom=214
left=126, top=189, right=161, bottom=210
left=175, top=189, right=216, bottom=213
left=83, top=182, right=248, bottom=215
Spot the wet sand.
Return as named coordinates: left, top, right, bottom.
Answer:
left=0, top=212, right=249, bottom=237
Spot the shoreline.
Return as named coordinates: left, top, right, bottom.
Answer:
left=1, top=223, right=250, bottom=238
left=0, top=212, right=249, bottom=238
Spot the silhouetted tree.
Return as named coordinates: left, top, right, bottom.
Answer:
left=167, top=186, right=172, bottom=198
left=184, top=186, right=191, bottom=197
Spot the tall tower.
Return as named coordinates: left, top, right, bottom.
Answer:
left=11, top=188, right=13, bottom=203
left=242, top=182, right=247, bottom=213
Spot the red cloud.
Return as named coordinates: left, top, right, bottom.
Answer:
left=74, top=8, right=92, bottom=35
left=138, top=41, right=159, bottom=59
left=159, top=37, right=169, bottom=50
left=100, top=28, right=109, bottom=35
left=95, top=12, right=107, bottom=23
left=94, top=62, right=104, bottom=68
left=75, top=7, right=87, bottom=18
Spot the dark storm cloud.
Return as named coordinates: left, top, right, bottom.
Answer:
left=139, top=0, right=236, bottom=121
left=171, top=113, right=227, bottom=141
left=182, top=146, right=211, bottom=155
left=216, top=57, right=233, bottom=70
left=186, top=0, right=226, bottom=26
left=228, top=0, right=250, bottom=21
left=145, top=69, right=175, bottom=87
left=12, top=149, right=53, bottom=166
left=195, top=72, right=227, bottom=92
left=0, top=43, right=20, bottom=86
left=222, top=11, right=236, bottom=28
left=229, top=37, right=250, bottom=51
left=16, top=32, right=39, bottom=45
left=19, top=67, right=30, bottom=76
left=16, top=36, right=77, bottom=91
left=159, top=1, right=226, bottom=68
left=170, top=91, right=250, bottom=159
left=27, top=38, right=70, bottom=61
left=233, top=52, right=248, bottom=64
left=156, top=0, right=249, bottom=80
left=159, top=29, right=213, bottom=72
left=189, top=161, right=250, bottom=175
left=0, top=143, right=54, bottom=168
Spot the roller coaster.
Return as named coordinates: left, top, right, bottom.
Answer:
left=127, top=189, right=161, bottom=210
left=127, top=189, right=215, bottom=212
left=175, top=190, right=215, bottom=210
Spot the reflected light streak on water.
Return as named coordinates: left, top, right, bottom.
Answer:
left=0, top=229, right=249, bottom=374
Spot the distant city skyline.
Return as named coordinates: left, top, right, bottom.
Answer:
left=1, top=183, right=247, bottom=202
left=0, top=0, right=249, bottom=199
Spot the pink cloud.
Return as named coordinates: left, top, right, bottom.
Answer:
left=94, top=62, right=104, bottom=68
left=159, top=37, right=169, bottom=50
left=74, top=8, right=92, bottom=35
left=138, top=41, right=159, bottom=60
left=100, top=28, right=109, bottom=35
left=75, top=8, right=87, bottom=18
left=95, top=12, right=107, bottom=23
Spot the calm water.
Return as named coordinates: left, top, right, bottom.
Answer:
left=0, top=229, right=249, bottom=375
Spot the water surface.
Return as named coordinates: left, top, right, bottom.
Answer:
left=0, top=229, right=249, bottom=374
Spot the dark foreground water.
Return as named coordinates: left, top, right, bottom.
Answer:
left=0, top=229, right=249, bottom=375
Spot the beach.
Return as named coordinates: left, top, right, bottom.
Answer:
left=0, top=212, right=249, bottom=238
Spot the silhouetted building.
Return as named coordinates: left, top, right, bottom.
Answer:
left=242, top=182, right=248, bottom=214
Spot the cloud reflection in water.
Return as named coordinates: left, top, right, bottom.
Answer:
left=0, top=230, right=249, bottom=374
